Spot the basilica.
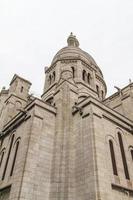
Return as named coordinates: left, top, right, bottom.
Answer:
left=0, top=33, right=133, bottom=200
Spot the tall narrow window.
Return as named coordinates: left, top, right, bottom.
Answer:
left=131, top=149, right=133, bottom=161
left=0, top=151, right=5, bottom=168
left=10, top=141, right=19, bottom=176
left=118, top=132, right=130, bottom=180
left=2, top=134, right=14, bottom=180
left=88, top=73, right=91, bottom=84
left=82, top=70, right=86, bottom=81
left=20, top=86, right=23, bottom=93
left=53, top=71, right=55, bottom=82
left=49, top=75, right=52, bottom=85
left=96, top=85, right=99, bottom=97
left=109, top=140, right=118, bottom=176
left=71, top=67, right=75, bottom=78
left=101, top=90, right=104, bottom=100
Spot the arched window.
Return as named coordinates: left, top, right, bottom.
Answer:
left=2, top=134, right=14, bottom=180
left=10, top=141, right=20, bottom=176
left=71, top=67, right=75, bottom=78
left=82, top=70, right=86, bottom=81
left=101, top=90, right=104, bottom=100
left=53, top=71, right=55, bottom=82
left=96, top=85, right=99, bottom=97
left=109, top=140, right=118, bottom=176
left=118, top=132, right=130, bottom=180
left=88, top=73, right=91, bottom=84
left=0, top=151, right=5, bottom=168
left=49, top=75, right=52, bottom=85
left=131, top=149, right=133, bottom=161
left=20, top=86, right=24, bottom=93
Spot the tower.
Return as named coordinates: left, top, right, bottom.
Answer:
left=42, top=32, right=107, bottom=104
left=0, top=34, right=133, bottom=200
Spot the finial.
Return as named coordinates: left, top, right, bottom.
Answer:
left=129, top=78, right=132, bottom=84
left=67, top=32, right=79, bottom=47
left=2, top=86, right=6, bottom=90
left=44, top=66, right=49, bottom=72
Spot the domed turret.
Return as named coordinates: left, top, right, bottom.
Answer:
left=42, top=34, right=107, bottom=102
left=51, top=33, right=103, bottom=77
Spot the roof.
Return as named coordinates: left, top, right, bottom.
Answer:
left=51, top=46, right=97, bottom=66
left=50, top=33, right=103, bottom=77
left=10, top=74, right=32, bottom=86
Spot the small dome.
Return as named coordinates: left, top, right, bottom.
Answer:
left=51, top=33, right=103, bottom=77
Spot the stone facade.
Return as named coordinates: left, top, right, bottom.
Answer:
left=0, top=33, right=133, bottom=200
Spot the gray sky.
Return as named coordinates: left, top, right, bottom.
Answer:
left=0, top=0, right=133, bottom=97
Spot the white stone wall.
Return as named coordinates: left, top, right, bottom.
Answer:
left=91, top=103, right=133, bottom=200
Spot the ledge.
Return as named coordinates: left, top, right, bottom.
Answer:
left=73, top=95, right=133, bottom=133
left=0, top=113, right=31, bottom=139
left=112, top=183, right=133, bottom=195
left=0, top=184, right=11, bottom=192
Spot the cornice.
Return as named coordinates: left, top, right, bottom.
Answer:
left=45, top=64, right=56, bottom=73
left=5, top=93, right=27, bottom=103
left=73, top=96, right=133, bottom=133
left=0, top=184, right=11, bottom=192
left=46, top=57, right=103, bottom=78
left=0, top=112, right=30, bottom=139
left=112, top=183, right=133, bottom=195
left=41, top=83, right=57, bottom=98
left=26, top=98, right=57, bottom=115
left=0, top=98, right=56, bottom=139
left=81, top=61, right=93, bottom=71
left=76, top=81, right=97, bottom=94
left=104, top=83, right=133, bottom=102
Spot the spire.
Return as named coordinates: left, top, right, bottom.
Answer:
left=67, top=32, right=79, bottom=47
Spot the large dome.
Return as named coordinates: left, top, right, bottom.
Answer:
left=51, top=33, right=103, bottom=77
left=51, top=46, right=97, bottom=66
